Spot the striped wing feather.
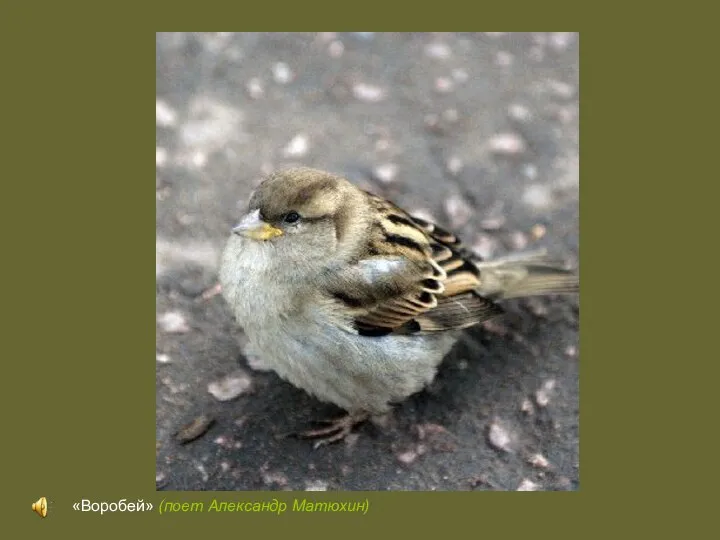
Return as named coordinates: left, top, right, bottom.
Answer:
left=346, top=196, right=502, bottom=336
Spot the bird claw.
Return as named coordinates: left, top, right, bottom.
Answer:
left=299, top=412, right=369, bottom=449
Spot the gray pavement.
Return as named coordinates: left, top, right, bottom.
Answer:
left=156, top=32, right=579, bottom=491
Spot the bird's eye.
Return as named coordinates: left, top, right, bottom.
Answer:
left=283, top=211, right=301, bottom=224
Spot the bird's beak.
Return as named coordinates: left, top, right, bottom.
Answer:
left=232, top=209, right=283, bottom=241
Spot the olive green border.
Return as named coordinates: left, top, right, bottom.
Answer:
left=6, top=23, right=699, bottom=537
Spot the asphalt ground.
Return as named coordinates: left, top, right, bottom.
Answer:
left=156, top=32, right=578, bottom=491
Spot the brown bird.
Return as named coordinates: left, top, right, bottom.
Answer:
left=219, top=167, right=578, bottom=447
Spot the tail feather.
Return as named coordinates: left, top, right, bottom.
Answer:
left=474, top=249, right=578, bottom=300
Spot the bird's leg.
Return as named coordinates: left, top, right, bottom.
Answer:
left=299, top=411, right=369, bottom=449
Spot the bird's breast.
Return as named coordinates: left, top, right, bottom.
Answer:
left=219, top=235, right=459, bottom=413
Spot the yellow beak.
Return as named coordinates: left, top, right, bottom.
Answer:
left=232, top=209, right=283, bottom=241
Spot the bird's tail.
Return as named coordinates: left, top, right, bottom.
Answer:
left=474, top=249, right=578, bottom=300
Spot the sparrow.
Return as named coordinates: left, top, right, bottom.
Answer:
left=219, top=167, right=578, bottom=447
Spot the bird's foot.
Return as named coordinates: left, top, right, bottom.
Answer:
left=299, top=411, right=369, bottom=449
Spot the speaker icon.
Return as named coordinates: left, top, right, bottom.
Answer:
left=32, top=496, right=48, bottom=518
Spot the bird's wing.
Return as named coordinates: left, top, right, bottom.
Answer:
left=327, top=197, right=503, bottom=336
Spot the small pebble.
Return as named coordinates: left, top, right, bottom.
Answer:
left=522, top=184, right=552, bottom=209
left=548, top=80, right=576, bottom=100
left=531, top=223, right=547, bottom=240
left=451, top=68, right=469, bottom=83
left=161, top=376, right=188, bottom=395
left=328, top=40, right=344, bottom=58
left=446, top=155, right=464, bottom=176
left=282, top=134, right=309, bottom=158
left=195, top=463, right=209, bottom=483
left=262, top=471, right=289, bottom=487
left=522, top=164, right=539, bottom=180
left=180, top=97, right=243, bottom=151
left=317, top=32, right=337, bottom=42
left=495, top=51, right=514, bottom=66
left=156, top=100, right=178, bottom=127
left=397, top=450, right=418, bottom=464
left=472, top=234, right=498, bottom=259
left=156, top=353, right=171, bottom=364
left=532, top=33, right=549, bottom=46
left=487, top=421, right=512, bottom=452
left=556, top=476, right=573, bottom=490
left=517, top=479, right=540, bottom=491
left=444, top=195, right=473, bottom=229
left=469, top=474, right=494, bottom=489
left=442, top=108, right=459, bottom=123
left=508, top=103, right=532, bottom=122
left=175, top=415, right=215, bottom=444
left=565, top=345, right=578, bottom=358
left=521, top=398, right=535, bottom=415
left=372, top=163, right=399, bottom=184
left=305, top=480, right=329, bottom=491
left=528, top=453, right=550, bottom=469
left=208, top=370, right=253, bottom=401
left=245, top=78, right=264, bottom=99
left=529, top=46, right=545, bottom=62
left=424, top=113, right=439, bottom=129
left=225, top=46, right=243, bottom=61
left=374, top=138, right=390, bottom=152
left=199, top=32, right=233, bottom=54
left=535, top=379, right=556, bottom=408
left=482, top=319, right=509, bottom=336
left=510, top=230, right=529, bottom=250
left=272, top=62, right=294, bottom=84
left=489, top=132, right=527, bottom=155
left=527, top=298, right=549, bottom=316
left=424, top=42, right=452, bottom=59
left=190, top=151, right=207, bottom=168
left=156, top=147, right=168, bottom=167
left=156, top=183, right=168, bottom=201
left=479, top=216, right=506, bottom=231
left=550, top=32, right=576, bottom=51
left=158, top=311, right=190, bottom=333
left=352, top=82, right=386, bottom=103
left=556, top=106, right=577, bottom=125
